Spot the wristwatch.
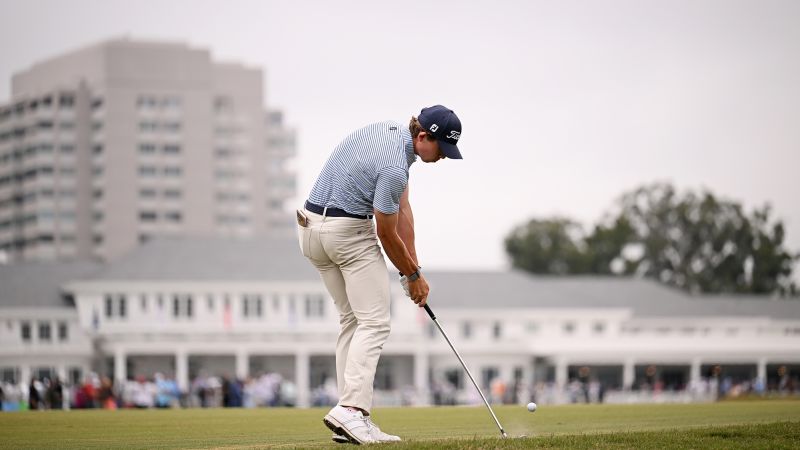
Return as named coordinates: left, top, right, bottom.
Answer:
left=399, top=267, right=422, bottom=281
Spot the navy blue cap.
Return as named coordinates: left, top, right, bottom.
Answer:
left=418, top=105, right=462, bottom=159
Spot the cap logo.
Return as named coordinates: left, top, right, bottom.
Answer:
left=429, top=124, right=439, bottom=132
left=446, top=130, right=460, bottom=141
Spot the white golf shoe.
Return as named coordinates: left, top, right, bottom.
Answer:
left=365, top=416, right=401, bottom=442
left=323, top=405, right=376, bottom=444
left=331, top=432, right=350, bottom=444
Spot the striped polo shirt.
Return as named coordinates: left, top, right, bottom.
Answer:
left=308, top=121, right=416, bottom=215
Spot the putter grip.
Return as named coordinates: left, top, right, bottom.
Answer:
left=424, top=304, right=436, bottom=320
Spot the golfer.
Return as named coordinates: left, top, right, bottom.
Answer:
left=296, top=105, right=462, bottom=444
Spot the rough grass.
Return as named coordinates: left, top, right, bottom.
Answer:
left=1, top=400, right=798, bottom=449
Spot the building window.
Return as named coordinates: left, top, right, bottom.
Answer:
left=462, top=322, right=472, bottom=339
left=139, top=121, right=158, bottom=132
left=304, top=295, right=324, bottom=318
left=271, top=295, right=280, bottom=312
left=137, top=96, right=158, bottom=109
left=138, top=166, right=158, bottom=177
left=242, top=294, right=264, bottom=318
left=38, top=322, right=51, bottom=341
left=165, top=211, right=182, bottom=223
left=139, top=211, right=157, bottom=222
left=563, top=322, right=576, bottom=335
left=21, top=321, right=31, bottom=341
left=374, top=360, right=394, bottom=390
left=162, top=96, right=182, bottom=109
left=138, top=143, right=157, bottom=155
left=162, top=121, right=181, bottom=132
left=1, top=367, right=19, bottom=384
left=104, top=294, right=126, bottom=319
left=163, top=189, right=182, bottom=199
left=163, top=144, right=181, bottom=154
left=139, top=188, right=157, bottom=199
left=58, top=322, right=68, bottom=341
left=59, top=94, right=75, bottom=108
left=481, top=367, right=499, bottom=390
left=68, top=367, right=82, bottom=386
left=140, top=294, right=147, bottom=313
left=206, top=294, right=214, bottom=312
left=172, top=294, right=193, bottom=318
left=593, top=322, right=605, bottom=334
left=493, top=322, right=502, bottom=339
left=163, top=166, right=182, bottom=177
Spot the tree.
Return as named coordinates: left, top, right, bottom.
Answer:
left=505, top=183, right=799, bottom=296
left=504, top=218, right=590, bottom=275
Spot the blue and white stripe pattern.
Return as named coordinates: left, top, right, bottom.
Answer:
left=308, top=121, right=416, bottom=215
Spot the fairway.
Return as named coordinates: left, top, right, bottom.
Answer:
left=1, top=401, right=799, bottom=449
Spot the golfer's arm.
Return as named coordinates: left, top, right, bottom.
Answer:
left=374, top=210, right=418, bottom=276
left=396, top=186, right=419, bottom=266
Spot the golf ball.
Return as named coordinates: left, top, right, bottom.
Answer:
left=527, top=402, right=537, bottom=412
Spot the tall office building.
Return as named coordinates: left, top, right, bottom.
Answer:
left=0, top=38, right=297, bottom=263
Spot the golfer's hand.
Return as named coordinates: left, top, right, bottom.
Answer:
left=399, top=275, right=411, bottom=298
left=409, top=275, right=429, bottom=307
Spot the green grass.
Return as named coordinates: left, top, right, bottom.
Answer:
left=1, top=401, right=799, bottom=449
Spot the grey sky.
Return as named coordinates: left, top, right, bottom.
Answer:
left=2, top=0, right=799, bottom=272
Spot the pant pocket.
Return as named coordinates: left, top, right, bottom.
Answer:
left=297, top=225, right=311, bottom=258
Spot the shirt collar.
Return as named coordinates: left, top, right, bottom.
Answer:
left=401, top=125, right=417, bottom=167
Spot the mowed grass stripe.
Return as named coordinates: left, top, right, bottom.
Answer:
left=388, top=422, right=800, bottom=450
left=0, top=401, right=799, bottom=449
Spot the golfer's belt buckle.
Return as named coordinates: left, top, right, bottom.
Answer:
left=296, top=209, right=309, bottom=227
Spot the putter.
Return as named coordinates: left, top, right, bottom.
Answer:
left=423, top=304, right=509, bottom=439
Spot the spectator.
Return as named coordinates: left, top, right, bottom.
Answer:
left=46, top=377, right=64, bottom=410
left=154, top=373, right=180, bottom=408
left=28, top=378, right=41, bottom=410
left=130, top=376, right=155, bottom=408
left=98, top=376, right=117, bottom=410
left=74, top=374, right=97, bottom=409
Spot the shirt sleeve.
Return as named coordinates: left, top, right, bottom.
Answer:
left=373, top=166, right=408, bottom=214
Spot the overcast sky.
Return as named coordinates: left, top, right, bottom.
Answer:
left=2, top=0, right=799, bottom=272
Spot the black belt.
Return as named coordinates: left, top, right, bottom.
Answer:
left=305, top=201, right=373, bottom=220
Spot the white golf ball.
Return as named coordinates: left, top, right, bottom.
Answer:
left=527, top=402, right=537, bottom=412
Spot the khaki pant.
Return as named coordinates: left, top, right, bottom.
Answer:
left=297, top=208, right=391, bottom=412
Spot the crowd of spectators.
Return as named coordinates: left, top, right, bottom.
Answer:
left=2, top=367, right=798, bottom=411
left=0, top=371, right=297, bottom=411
